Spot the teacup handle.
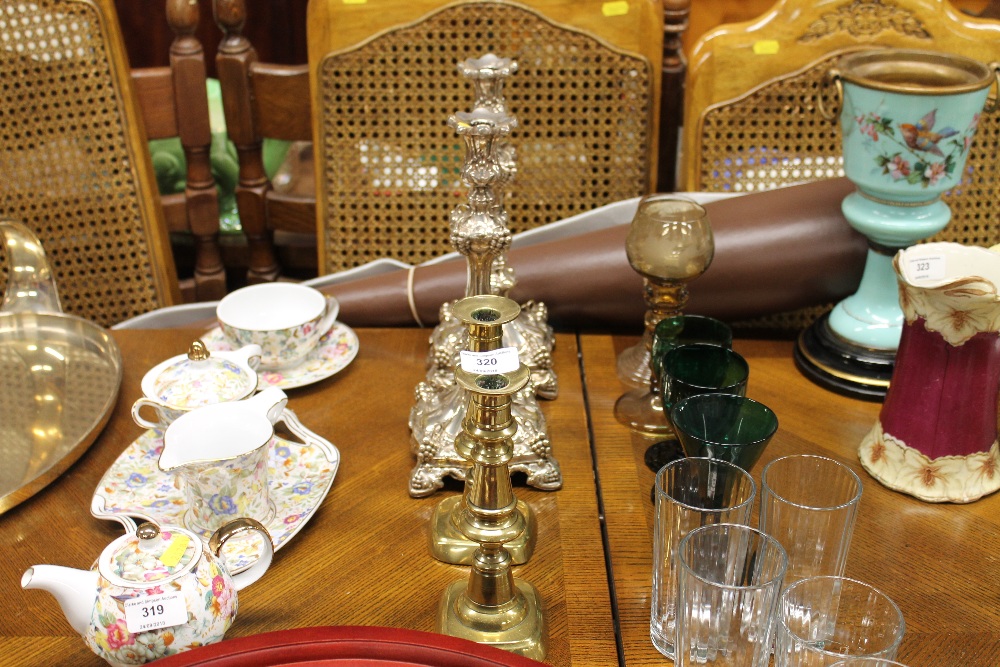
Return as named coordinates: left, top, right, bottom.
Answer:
left=209, top=517, right=273, bottom=590
left=984, top=62, right=1000, bottom=114
left=231, top=343, right=263, bottom=371
left=317, top=296, right=340, bottom=337
left=131, top=397, right=170, bottom=431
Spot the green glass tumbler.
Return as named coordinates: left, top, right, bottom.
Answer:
left=640, top=317, right=735, bottom=474
left=661, top=343, right=749, bottom=412
left=671, top=393, right=778, bottom=472
left=651, top=315, right=733, bottom=389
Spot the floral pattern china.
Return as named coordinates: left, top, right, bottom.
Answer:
left=202, top=322, right=359, bottom=390
left=92, top=409, right=339, bottom=572
left=88, top=531, right=233, bottom=666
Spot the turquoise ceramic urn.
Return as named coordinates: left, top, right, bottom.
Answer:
left=829, top=49, right=996, bottom=350
left=796, top=49, right=998, bottom=400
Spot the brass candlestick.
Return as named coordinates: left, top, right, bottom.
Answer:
left=429, top=294, right=536, bottom=565
left=409, top=107, right=560, bottom=498
left=437, top=363, right=546, bottom=660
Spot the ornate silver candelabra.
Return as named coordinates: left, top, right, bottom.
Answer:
left=409, top=65, right=561, bottom=500
left=424, top=54, right=558, bottom=400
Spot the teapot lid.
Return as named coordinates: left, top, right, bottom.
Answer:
left=142, top=341, right=258, bottom=410
left=98, top=522, right=204, bottom=588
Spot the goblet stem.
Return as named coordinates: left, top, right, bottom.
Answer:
left=616, top=278, right=691, bottom=387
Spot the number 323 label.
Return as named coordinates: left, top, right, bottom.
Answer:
left=460, top=347, right=519, bottom=374
left=909, top=255, right=945, bottom=281
left=124, top=592, right=187, bottom=633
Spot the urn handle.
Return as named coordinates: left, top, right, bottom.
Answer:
left=984, top=62, right=1000, bottom=113
left=817, top=67, right=843, bottom=122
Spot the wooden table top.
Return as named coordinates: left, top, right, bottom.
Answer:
left=2, top=327, right=997, bottom=667
left=581, top=334, right=1000, bottom=667
left=0, top=327, right=614, bottom=666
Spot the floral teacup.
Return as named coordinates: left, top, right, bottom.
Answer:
left=216, top=283, right=339, bottom=370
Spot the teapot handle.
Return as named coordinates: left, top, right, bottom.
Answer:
left=0, top=220, right=62, bottom=314
left=209, top=517, right=274, bottom=591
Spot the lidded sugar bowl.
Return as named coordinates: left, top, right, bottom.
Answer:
left=132, top=340, right=261, bottom=430
left=22, top=518, right=273, bottom=666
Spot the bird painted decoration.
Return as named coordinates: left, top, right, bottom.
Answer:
left=853, top=106, right=980, bottom=188
left=899, top=110, right=959, bottom=157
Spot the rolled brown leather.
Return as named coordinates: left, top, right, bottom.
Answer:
left=323, top=177, right=867, bottom=331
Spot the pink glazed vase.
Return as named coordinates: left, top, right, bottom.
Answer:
left=859, top=242, right=1000, bottom=503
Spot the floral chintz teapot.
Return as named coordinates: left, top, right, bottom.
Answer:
left=22, top=518, right=272, bottom=666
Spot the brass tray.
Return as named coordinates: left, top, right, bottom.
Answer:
left=0, top=311, right=121, bottom=513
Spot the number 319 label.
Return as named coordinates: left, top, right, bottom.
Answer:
left=124, top=592, right=187, bottom=633
left=460, top=347, right=519, bottom=374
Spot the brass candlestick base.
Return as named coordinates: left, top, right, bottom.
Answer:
left=436, top=364, right=547, bottom=660
left=438, top=578, right=547, bottom=660
left=430, top=495, right=536, bottom=565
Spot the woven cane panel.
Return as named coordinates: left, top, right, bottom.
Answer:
left=0, top=0, right=163, bottom=327
left=700, top=58, right=1000, bottom=333
left=317, top=2, right=653, bottom=272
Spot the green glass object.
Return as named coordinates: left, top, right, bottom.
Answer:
left=671, top=393, right=778, bottom=472
left=639, top=316, right=734, bottom=475
left=661, top=344, right=749, bottom=413
left=651, top=315, right=733, bottom=394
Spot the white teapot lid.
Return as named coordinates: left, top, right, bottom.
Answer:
left=98, top=522, right=203, bottom=588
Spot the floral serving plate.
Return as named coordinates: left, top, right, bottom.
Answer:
left=201, top=323, right=359, bottom=390
left=91, top=409, right=339, bottom=572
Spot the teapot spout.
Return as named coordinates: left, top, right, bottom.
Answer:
left=22, top=565, right=98, bottom=636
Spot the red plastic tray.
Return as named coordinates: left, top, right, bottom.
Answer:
left=154, top=626, right=549, bottom=666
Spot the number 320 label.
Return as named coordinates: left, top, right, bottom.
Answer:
left=124, top=592, right=187, bottom=633
left=460, top=347, right=519, bottom=374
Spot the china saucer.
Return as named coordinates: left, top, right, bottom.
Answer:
left=91, top=409, right=340, bottom=572
left=201, top=322, right=360, bottom=390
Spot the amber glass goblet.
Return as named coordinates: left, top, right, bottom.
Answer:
left=615, top=195, right=715, bottom=434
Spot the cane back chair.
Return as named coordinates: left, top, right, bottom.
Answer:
left=307, top=0, right=664, bottom=275
left=132, top=0, right=226, bottom=302
left=0, top=0, right=180, bottom=327
left=681, top=0, right=1000, bottom=330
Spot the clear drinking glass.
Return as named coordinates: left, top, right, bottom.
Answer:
left=675, top=523, right=788, bottom=667
left=775, top=576, right=905, bottom=666
left=671, top=393, right=778, bottom=472
left=760, top=454, right=863, bottom=587
left=616, top=195, right=714, bottom=389
left=830, top=660, right=912, bottom=667
left=650, top=458, right=756, bottom=659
